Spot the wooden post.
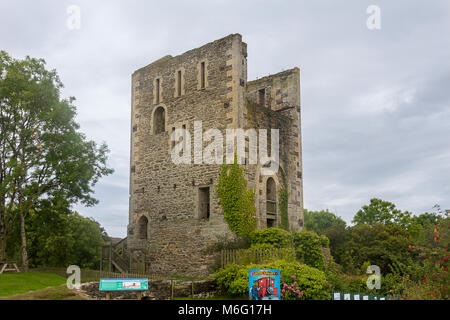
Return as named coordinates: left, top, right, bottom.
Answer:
left=109, top=244, right=112, bottom=271
left=100, top=247, right=103, bottom=272
left=129, top=250, right=132, bottom=272
left=0, top=263, right=6, bottom=274
left=137, top=291, right=142, bottom=300
left=171, top=279, right=174, bottom=300
left=191, top=281, right=194, bottom=298
left=106, top=292, right=111, bottom=300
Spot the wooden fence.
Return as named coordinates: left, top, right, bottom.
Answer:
left=220, top=247, right=296, bottom=268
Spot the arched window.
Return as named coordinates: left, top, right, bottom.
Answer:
left=153, top=106, right=165, bottom=134
left=138, top=216, right=148, bottom=240
left=266, top=177, right=277, bottom=227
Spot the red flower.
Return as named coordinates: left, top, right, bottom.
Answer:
left=432, top=293, right=437, bottom=297
left=408, top=245, right=412, bottom=250
left=424, top=255, right=428, bottom=259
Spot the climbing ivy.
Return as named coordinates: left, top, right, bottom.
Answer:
left=279, top=171, right=289, bottom=231
left=216, top=155, right=257, bottom=237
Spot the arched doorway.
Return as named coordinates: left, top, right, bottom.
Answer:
left=137, top=216, right=148, bottom=240
left=266, top=177, right=277, bottom=227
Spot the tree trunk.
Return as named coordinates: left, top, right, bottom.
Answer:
left=0, top=227, right=6, bottom=262
left=20, top=211, right=28, bottom=272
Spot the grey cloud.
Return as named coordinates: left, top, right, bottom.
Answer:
left=1, top=0, right=449, bottom=235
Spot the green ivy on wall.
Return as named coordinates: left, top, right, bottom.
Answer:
left=279, top=170, right=289, bottom=231
left=217, top=155, right=257, bottom=237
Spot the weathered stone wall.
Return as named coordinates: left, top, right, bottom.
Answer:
left=128, top=34, right=246, bottom=276
left=244, top=68, right=304, bottom=231
left=127, top=34, right=303, bottom=277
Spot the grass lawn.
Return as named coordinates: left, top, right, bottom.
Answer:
left=0, top=284, right=87, bottom=300
left=0, top=271, right=81, bottom=299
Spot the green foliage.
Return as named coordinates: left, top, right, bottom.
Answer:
left=352, top=198, right=412, bottom=227
left=303, top=209, right=346, bottom=267
left=7, top=209, right=106, bottom=269
left=405, top=216, right=449, bottom=299
left=279, top=171, right=289, bottom=231
left=299, top=203, right=449, bottom=299
left=341, top=223, right=412, bottom=274
left=214, top=260, right=330, bottom=300
left=304, top=209, right=346, bottom=235
left=0, top=51, right=113, bottom=266
left=216, top=155, right=256, bottom=237
left=249, top=228, right=292, bottom=248
left=29, top=211, right=105, bottom=269
left=214, top=264, right=248, bottom=297
left=292, top=231, right=327, bottom=270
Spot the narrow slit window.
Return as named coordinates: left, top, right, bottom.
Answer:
left=200, top=62, right=205, bottom=89
left=177, top=70, right=182, bottom=96
left=156, top=78, right=160, bottom=104
left=182, top=124, right=186, bottom=151
left=171, top=127, right=175, bottom=149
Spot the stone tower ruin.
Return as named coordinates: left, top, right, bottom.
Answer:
left=127, top=34, right=303, bottom=276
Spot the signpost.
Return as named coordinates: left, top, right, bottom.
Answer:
left=100, top=278, right=148, bottom=300
left=249, top=269, right=281, bottom=300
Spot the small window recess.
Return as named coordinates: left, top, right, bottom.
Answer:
left=200, top=62, right=206, bottom=89
left=199, top=186, right=210, bottom=219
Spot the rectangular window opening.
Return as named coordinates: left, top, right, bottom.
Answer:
left=199, top=187, right=210, bottom=219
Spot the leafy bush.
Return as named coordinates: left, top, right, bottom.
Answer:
left=292, top=231, right=327, bottom=270
left=325, top=261, right=405, bottom=297
left=214, top=264, right=248, bottom=297
left=249, top=228, right=292, bottom=248
left=214, top=260, right=330, bottom=300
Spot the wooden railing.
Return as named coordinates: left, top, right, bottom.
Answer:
left=221, top=247, right=296, bottom=268
left=266, top=200, right=277, bottom=215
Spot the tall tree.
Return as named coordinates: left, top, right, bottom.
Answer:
left=304, top=209, right=346, bottom=235
left=0, top=51, right=113, bottom=269
left=352, top=198, right=412, bottom=228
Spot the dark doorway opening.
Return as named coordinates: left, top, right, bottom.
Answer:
left=266, top=177, right=276, bottom=228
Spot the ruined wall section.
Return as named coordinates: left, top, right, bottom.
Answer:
left=244, top=68, right=304, bottom=231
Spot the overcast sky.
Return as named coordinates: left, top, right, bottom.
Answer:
left=1, top=0, right=449, bottom=237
